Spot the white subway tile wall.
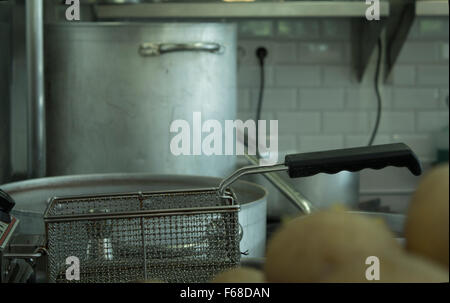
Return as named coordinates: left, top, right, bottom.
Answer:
left=236, top=17, right=449, bottom=213
left=237, top=17, right=449, bottom=164
left=274, top=65, right=321, bottom=87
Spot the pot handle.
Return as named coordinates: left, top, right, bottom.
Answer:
left=139, top=42, right=223, bottom=56
left=285, top=143, right=422, bottom=178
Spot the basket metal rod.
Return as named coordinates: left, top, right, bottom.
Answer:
left=217, top=164, right=287, bottom=195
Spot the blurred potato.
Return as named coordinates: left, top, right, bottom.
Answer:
left=211, top=267, right=265, bottom=283
left=265, top=207, right=402, bottom=282
left=405, top=164, right=449, bottom=269
left=320, top=252, right=449, bottom=283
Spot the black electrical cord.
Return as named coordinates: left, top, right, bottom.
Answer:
left=255, top=47, right=268, bottom=157
left=368, top=38, right=383, bottom=146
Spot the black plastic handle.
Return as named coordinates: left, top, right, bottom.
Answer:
left=284, top=143, right=422, bottom=178
left=0, top=189, right=15, bottom=224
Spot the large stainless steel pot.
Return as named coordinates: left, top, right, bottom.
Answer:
left=1, top=174, right=267, bottom=258
left=241, top=153, right=359, bottom=216
left=0, top=4, right=11, bottom=183
left=246, top=166, right=360, bottom=216
left=44, top=22, right=237, bottom=177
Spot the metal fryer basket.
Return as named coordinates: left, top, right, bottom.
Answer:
left=43, top=189, right=241, bottom=283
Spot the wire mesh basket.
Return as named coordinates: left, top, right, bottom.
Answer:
left=43, top=189, right=241, bottom=283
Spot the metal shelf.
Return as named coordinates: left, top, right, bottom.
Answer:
left=93, top=1, right=448, bottom=82
left=95, top=1, right=390, bottom=19
left=94, top=1, right=390, bottom=83
left=416, top=0, right=449, bottom=16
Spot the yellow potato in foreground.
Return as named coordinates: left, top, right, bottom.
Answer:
left=211, top=267, right=265, bottom=283
left=405, top=164, right=449, bottom=268
left=265, top=207, right=402, bottom=282
left=320, top=252, right=449, bottom=283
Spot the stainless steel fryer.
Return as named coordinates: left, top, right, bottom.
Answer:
left=43, top=143, right=422, bottom=283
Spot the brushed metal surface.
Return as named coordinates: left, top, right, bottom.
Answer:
left=0, top=3, right=11, bottom=183
left=292, top=171, right=360, bottom=209
left=416, top=0, right=449, bottom=16
left=44, top=22, right=237, bottom=178
left=247, top=171, right=360, bottom=216
left=95, top=1, right=390, bottom=19
left=26, top=0, right=46, bottom=178
left=1, top=173, right=267, bottom=258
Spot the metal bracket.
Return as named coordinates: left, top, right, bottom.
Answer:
left=351, top=17, right=387, bottom=82
left=384, top=0, right=416, bottom=81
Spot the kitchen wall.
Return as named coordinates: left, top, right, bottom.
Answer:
left=236, top=17, right=449, bottom=213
